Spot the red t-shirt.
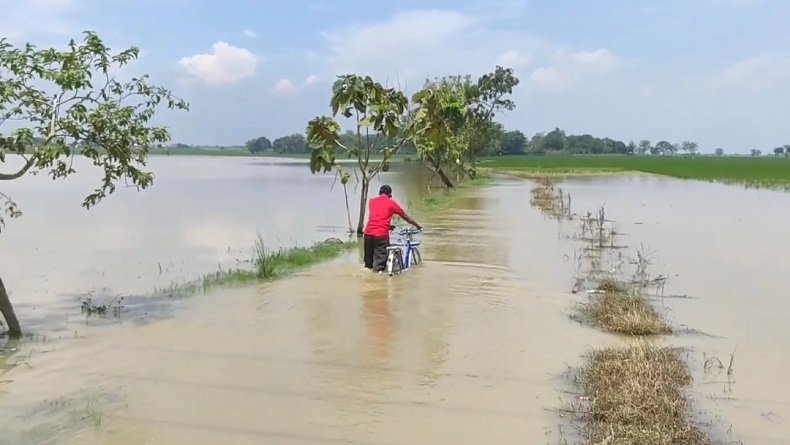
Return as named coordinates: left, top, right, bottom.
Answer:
left=363, top=194, right=405, bottom=237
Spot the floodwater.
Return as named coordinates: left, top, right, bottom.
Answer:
left=553, top=175, right=790, bottom=444
left=0, top=158, right=788, bottom=444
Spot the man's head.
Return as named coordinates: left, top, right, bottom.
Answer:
left=379, top=184, right=392, bottom=198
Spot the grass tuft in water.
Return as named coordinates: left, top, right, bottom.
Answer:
left=577, top=343, right=712, bottom=445
left=409, top=176, right=491, bottom=213
left=157, top=234, right=356, bottom=298
left=578, top=280, right=671, bottom=336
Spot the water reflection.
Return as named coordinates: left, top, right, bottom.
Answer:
left=360, top=281, right=394, bottom=362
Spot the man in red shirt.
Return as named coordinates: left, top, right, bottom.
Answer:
left=363, top=184, right=422, bottom=272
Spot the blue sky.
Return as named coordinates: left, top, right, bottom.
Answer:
left=1, top=0, right=789, bottom=153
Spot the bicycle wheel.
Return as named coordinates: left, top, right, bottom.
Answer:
left=410, top=247, right=422, bottom=266
left=395, top=252, right=405, bottom=274
left=389, top=251, right=403, bottom=276
left=386, top=251, right=395, bottom=275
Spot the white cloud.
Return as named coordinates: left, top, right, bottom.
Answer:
left=273, top=78, right=297, bottom=95
left=527, top=48, right=621, bottom=92
left=322, top=9, right=479, bottom=80
left=303, top=75, right=320, bottom=87
left=571, top=48, right=620, bottom=72
left=713, top=54, right=790, bottom=90
left=497, top=50, right=531, bottom=68
left=243, top=29, right=257, bottom=38
left=178, top=42, right=258, bottom=86
left=317, top=8, right=620, bottom=97
left=528, top=66, right=571, bottom=91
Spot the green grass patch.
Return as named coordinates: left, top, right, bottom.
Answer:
left=157, top=236, right=357, bottom=297
left=480, top=154, right=790, bottom=189
left=408, top=175, right=491, bottom=214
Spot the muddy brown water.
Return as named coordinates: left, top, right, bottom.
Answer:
left=0, top=158, right=787, bottom=443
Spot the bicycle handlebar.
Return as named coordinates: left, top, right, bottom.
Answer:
left=390, top=225, right=421, bottom=235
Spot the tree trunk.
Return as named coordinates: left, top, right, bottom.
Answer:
left=342, top=182, right=353, bottom=234
left=427, top=154, right=455, bottom=189
left=468, top=150, right=477, bottom=179
left=356, top=175, right=370, bottom=236
left=436, top=168, right=454, bottom=188
left=0, top=276, right=21, bottom=338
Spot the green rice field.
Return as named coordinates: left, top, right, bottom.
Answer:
left=480, top=155, right=790, bottom=189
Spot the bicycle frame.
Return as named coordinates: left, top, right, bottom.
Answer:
left=401, top=230, right=418, bottom=268
left=388, top=227, right=421, bottom=272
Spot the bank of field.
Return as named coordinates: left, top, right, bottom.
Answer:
left=481, top=155, right=790, bottom=188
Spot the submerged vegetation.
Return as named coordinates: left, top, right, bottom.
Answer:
left=529, top=179, right=717, bottom=443
left=157, top=235, right=357, bottom=299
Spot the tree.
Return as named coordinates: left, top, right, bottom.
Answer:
left=0, top=32, right=188, bottom=337
left=245, top=136, right=271, bottom=153
left=462, top=66, right=519, bottom=176
left=407, top=78, right=466, bottom=188
left=681, top=141, right=698, bottom=156
left=655, top=141, right=673, bottom=156
left=715, top=148, right=724, bottom=156
left=750, top=149, right=761, bottom=157
left=306, top=74, right=408, bottom=235
left=626, top=141, right=637, bottom=155
left=499, top=130, right=527, bottom=155
left=408, top=66, right=518, bottom=185
left=784, top=145, right=790, bottom=157
left=273, top=134, right=307, bottom=154
left=774, top=147, right=785, bottom=157
left=541, top=128, right=567, bottom=152
left=638, top=140, right=651, bottom=155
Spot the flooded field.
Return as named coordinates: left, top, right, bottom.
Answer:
left=1, top=158, right=788, bottom=444
left=555, top=175, right=790, bottom=444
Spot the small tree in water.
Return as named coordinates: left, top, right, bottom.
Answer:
left=408, top=66, right=519, bottom=187
left=306, top=74, right=408, bottom=235
left=0, top=31, right=189, bottom=337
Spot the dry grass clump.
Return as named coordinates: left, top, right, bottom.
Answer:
left=596, top=277, right=628, bottom=294
left=577, top=279, right=671, bottom=336
left=582, top=290, right=672, bottom=336
left=578, top=343, right=712, bottom=445
left=530, top=180, right=573, bottom=219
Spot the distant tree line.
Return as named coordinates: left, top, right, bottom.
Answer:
left=456, top=127, right=790, bottom=158
left=171, top=128, right=790, bottom=159
left=239, top=131, right=419, bottom=155
left=483, top=128, right=705, bottom=157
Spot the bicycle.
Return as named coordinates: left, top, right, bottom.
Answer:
left=385, top=226, right=423, bottom=276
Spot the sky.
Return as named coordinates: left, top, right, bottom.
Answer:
left=1, top=0, right=789, bottom=153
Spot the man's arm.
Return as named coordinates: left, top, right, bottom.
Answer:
left=400, top=212, right=422, bottom=231
left=392, top=200, right=422, bottom=230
